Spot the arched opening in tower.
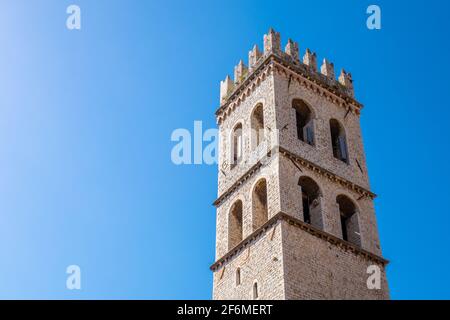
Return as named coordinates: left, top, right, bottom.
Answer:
left=330, top=119, right=348, bottom=163
left=298, top=176, right=323, bottom=229
left=336, top=194, right=361, bottom=246
left=292, top=99, right=314, bottom=146
left=228, top=200, right=243, bottom=250
left=252, top=179, right=268, bottom=231
left=251, top=103, right=265, bottom=149
left=232, top=123, right=243, bottom=167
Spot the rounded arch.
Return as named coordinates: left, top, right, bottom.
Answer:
left=251, top=178, right=269, bottom=231
left=298, top=176, right=322, bottom=198
left=250, top=99, right=266, bottom=117
left=231, top=120, right=244, bottom=130
left=249, top=175, right=270, bottom=201
left=290, top=97, right=316, bottom=119
left=228, top=199, right=243, bottom=250
left=250, top=103, right=265, bottom=149
left=292, top=98, right=315, bottom=145
left=329, top=118, right=346, bottom=137
left=329, top=118, right=348, bottom=163
left=298, top=175, right=323, bottom=229
left=336, top=194, right=361, bottom=246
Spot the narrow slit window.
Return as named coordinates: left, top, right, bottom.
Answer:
left=253, top=282, right=259, bottom=299
left=236, top=268, right=241, bottom=286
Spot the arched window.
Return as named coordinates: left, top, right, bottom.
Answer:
left=232, top=123, right=243, bottom=167
left=253, top=282, right=259, bottom=299
left=228, top=200, right=243, bottom=250
left=330, top=119, right=348, bottom=163
left=292, top=99, right=314, bottom=146
left=252, top=179, right=268, bottom=231
left=236, top=268, right=241, bottom=286
left=336, top=195, right=361, bottom=246
left=298, top=176, right=323, bottom=229
left=251, top=104, right=265, bottom=149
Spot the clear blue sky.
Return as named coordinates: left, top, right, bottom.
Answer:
left=0, top=0, right=449, bottom=299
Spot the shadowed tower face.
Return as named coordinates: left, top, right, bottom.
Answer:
left=211, top=29, right=389, bottom=300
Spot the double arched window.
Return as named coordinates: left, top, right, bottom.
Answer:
left=230, top=104, right=266, bottom=169
left=227, top=178, right=268, bottom=254
left=290, top=99, right=351, bottom=164
left=230, top=101, right=351, bottom=169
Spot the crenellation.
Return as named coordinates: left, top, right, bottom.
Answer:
left=303, top=48, right=317, bottom=71
left=248, top=45, right=262, bottom=71
left=234, top=60, right=248, bottom=84
left=263, top=28, right=281, bottom=55
left=339, top=69, right=354, bottom=97
left=320, top=58, right=335, bottom=79
left=284, top=39, right=299, bottom=63
left=219, top=30, right=355, bottom=107
left=220, top=75, right=235, bottom=104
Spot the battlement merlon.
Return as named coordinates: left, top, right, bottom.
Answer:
left=218, top=28, right=358, bottom=108
left=220, top=75, right=234, bottom=103
left=248, top=45, right=262, bottom=72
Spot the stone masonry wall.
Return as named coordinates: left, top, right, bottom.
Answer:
left=213, top=221, right=285, bottom=300
left=281, top=220, right=389, bottom=299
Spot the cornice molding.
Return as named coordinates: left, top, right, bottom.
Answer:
left=210, top=211, right=388, bottom=272
left=279, top=147, right=376, bottom=199
left=213, top=147, right=375, bottom=208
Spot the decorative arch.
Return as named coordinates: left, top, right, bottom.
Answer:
left=329, top=119, right=348, bottom=163
left=252, top=178, right=268, bottom=231
left=336, top=194, right=361, bottom=246
left=292, top=98, right=315, bottom=146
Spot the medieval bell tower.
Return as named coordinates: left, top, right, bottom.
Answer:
left=211, top=29, right=389, bottom=300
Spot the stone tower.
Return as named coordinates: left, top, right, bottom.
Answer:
left=211, top=29, right=389, bottom=300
